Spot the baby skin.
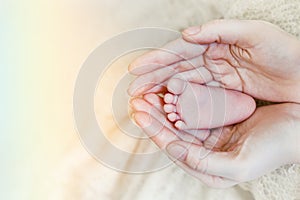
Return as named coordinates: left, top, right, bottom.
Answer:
left=163, top=79, right=256, bottom=130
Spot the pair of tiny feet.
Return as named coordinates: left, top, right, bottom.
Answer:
left=163, top=78, right=256, bottom=130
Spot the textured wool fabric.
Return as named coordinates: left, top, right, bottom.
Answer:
left=221, top=0, right=300, bottom=199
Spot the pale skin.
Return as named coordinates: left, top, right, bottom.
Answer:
left=128, top=19, right=300, bottom=188
left=163, top=78, right=256, bottom=130
left=131, top=93, right=300, bottom=188
left=128, top=20, right=300, bottom=103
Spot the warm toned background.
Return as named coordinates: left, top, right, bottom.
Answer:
left=2, top=0, right=257, bottom=199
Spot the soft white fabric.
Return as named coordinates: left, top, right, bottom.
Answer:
left=219, top=1, right=300, bottom=199
left=223, top=0, right=300, bottom=37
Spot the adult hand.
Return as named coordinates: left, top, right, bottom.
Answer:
left=128, top=37, right=209, bottom=96
left=128, top=20, right=300, bottom=103
left=131, top=94, right=300, bottom=188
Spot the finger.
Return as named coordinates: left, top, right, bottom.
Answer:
left=171, top=67, right=213, bottom=84
left=131, top=97, right=188, bottom=140
left=135, top=112, right=238, bottom=188
left=133, top=112, right=179, bottom=148
left=204, top=126, right=234, bottom=151
left=133, top=96, right=202, bottom=145
left=202, top=58, right=243, bottom=91
left=128, top=65, right=175, bottom=96
left=143, top=93, right=165, bottom=111
left=182, top=19, right=259, bottom=46
left=150, top=96, right=208, bottom=143
left=144, top=93, right=206, bottom=144
left=175, top=161, right=239, bottom=188
left=222, top=128, right=244, bottom=151
left=128, top=56, right=204, bottom=96
left=129, top=38, right=207, bottom=75
left=183, top=129, right=211, bottom=142
left=131, top=98, right=175, bottom=133
left=204, top=49, right=244, bottom=89
left=143, top=93, right=207, bottom=144
left=145, top=84, right=167, bottom=95
left=204, top=43, right=240, bottom=72
left=166, top=140, right=241, bottom=179
left=134, top=111, right=202, bottom=150
left=204, top=43, right=245, bottom=72
left=176, top=132, right=203, bottom=145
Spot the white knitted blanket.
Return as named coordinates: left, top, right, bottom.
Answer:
left=221, top=0, right=300, bottom=199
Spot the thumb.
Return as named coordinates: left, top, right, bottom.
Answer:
left=166, top=140, right=244, bottom=180
left=182, top=19, right=261, bottom=46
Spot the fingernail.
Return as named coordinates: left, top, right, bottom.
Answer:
left=183, top=26, right=201, bottom=35
left=167, top=144, right=187, bottom=161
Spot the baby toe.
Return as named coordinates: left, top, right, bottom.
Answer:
left=167, top=113, right=179, bottom=122
left=164, top=93, right=177, bottom=104
left=164, top=104, right=176, bottom=113
left=174, top=120, right=187, bottom=130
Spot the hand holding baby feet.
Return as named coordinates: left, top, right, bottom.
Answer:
left=163, top=79, right=256, bottom=130
left=182, top=20, right=300, bottom=103
left=129, top=20, right=300, bottom=103
left=134, top=95, right=300, bottom=188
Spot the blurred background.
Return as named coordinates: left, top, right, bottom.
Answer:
left=1, top=1, right=250, bottom=199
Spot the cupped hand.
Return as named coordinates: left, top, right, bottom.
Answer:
left=128, top=37, right=210, bottom=96
left=129, top=20, right=300, bottom=103
left=131, top=93, right=300, bottom=188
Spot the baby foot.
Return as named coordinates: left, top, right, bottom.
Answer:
left=163, top=79, right=256, bottom=130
